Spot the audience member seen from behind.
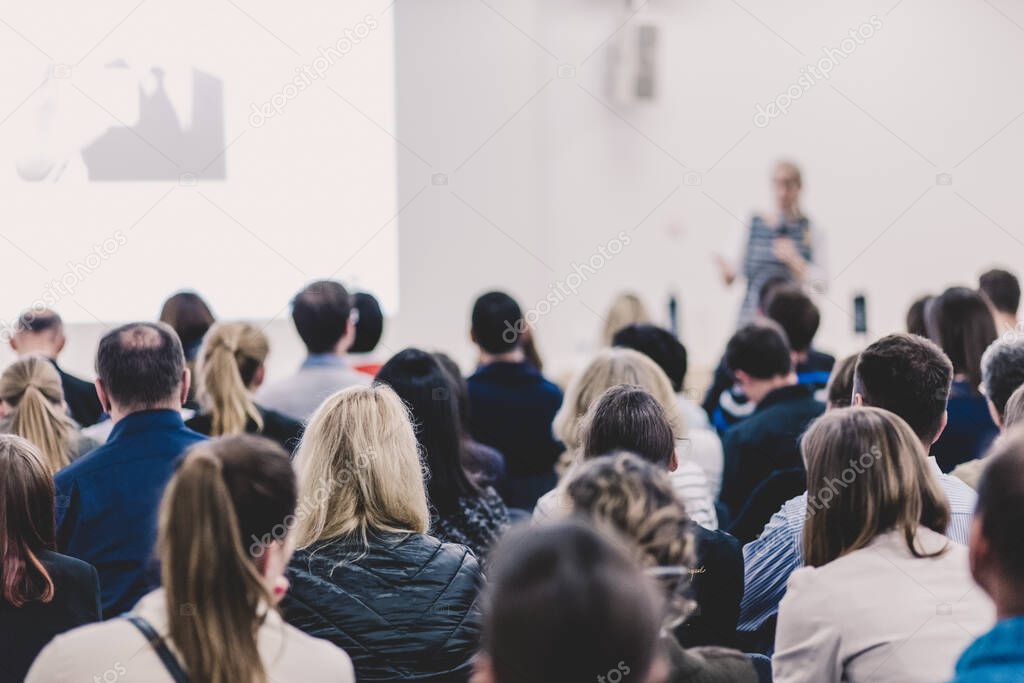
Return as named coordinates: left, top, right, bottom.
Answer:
left=951, top=336, right=1024, bottom=489
left=282, top=385, right=483, bottom=682
left=601, top=290, right=651, bottom=346
left=926, top=286, right=999, bottom=470
left=0, top=436, right=99, bottom=683
left=718, top=322, right=824, bottom=526
left=375, top=348, right=509, bottom=560
left=824, top=353, right=859, bottom=410
left=545, top=349, right=717, bottom=529
left=0, top=356, right=97, bottom=472
left=9, top=309, right=102, bottom=427
left=28, top=435, right=354, bottom=683
left=466, top=291, right=563, bottom=510
left=158, top=290, right=215, bottom=364
left=612, top=323, right=725, bottom=497
left=773, top=408, right=994, bottom=683
left=473, top=521, right=665, bottom=683
left=979, top=268, right=1021, bottom=333
left=186, top=322, right=303, bottom=453
left=566, top=451, right=747, bottom=654
left=435, top=352, right=507, bottom=491
left=740, top=334, right=979, bottom=640
left=257, top=280, right=370, bottom=421
left=906, top=295, right=931, bottom=337
left=951, top=428, right=1024, bottom=682
left=764, top=284, right=835, bottom=398
left=349, top=291, right=386, bottom=376
left=54, top=322, right=205, bottom=617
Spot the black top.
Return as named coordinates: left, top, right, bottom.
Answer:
left=186, top=405, right=303, bottom=454
left=52, top=361, right=104, bottom=427
left=719, top=384, right=824, bottom=519
left=676, top=524, right=744, bottom=649
left=432, top=488, right=510, bottom=562
left=0, top=550, right=101, bottom=683
left=282, top=531, right=483, bottom=683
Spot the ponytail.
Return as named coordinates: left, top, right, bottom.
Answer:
left=196, top=324, right=267, bottom=437
left=0, top=357, right=75, bottom=473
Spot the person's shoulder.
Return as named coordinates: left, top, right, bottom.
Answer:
left=278, top=621, right=356, bottom=681
left=39, top=550, right=97, bottom=584
left=54, top=439, right=117, bottom=483
left=938, top=472, right=979, bottom=511
left=27, top=617, right=140, bottom=681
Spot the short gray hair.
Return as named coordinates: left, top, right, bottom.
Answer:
left=981, top=336, right=1024, bottom=417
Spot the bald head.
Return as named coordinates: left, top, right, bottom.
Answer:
left=96, top=322, right=187, bottom=415
left=10, top=309, right=65, bottom=358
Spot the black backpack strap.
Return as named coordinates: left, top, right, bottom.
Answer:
left=124, top=614, right=192, bottom=683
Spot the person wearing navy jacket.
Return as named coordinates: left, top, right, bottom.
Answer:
left=54, top=322, right=205, bottom=618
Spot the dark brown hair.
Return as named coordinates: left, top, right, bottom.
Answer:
left=159, top=291, right=215, bottom=359
left=825, top=353, right=859, bottom=409
left=0, top=435, right=56, bottom=607
left=926, top=287, right=998, bottom=393
left=579, top=385, right=675, bottom=468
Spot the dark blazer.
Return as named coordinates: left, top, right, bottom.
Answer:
left=932, top=379, right=999, bottom=472
left=676, top=524, right=744, bottom=649
left=719, top=384, right=824, bottom=519
left=51, top=361, right=104, bottom=427
left=186, top=405, right=304, bottom=454
left=54, top=410, right=206, bottom=618
left=283, top=532, right=483, bottom=683
left=0, top=550, right=101, bottom=683
left=467, top=361, right=563, bottom=509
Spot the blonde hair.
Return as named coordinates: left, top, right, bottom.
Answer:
left=195, top=323, right=268, bottom=436
left=293, top=384, right=430, bottom=549
left=802, top=407, right=950, bottom=567
left=159, top=436, right=296, bottom=683
left=602, top=292, right=651, bottom=346
left=0, top=357, right=76, bottom=473
left=554, top=348, right=683, bottom=452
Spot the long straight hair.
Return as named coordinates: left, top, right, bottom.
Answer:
left=375, top=349, right=478, bottom=516
left=802, top=407, right=950, bottom=567
left=292, top=384, right=430, bottom=549
left=159, top=435, right=296, bottom=683
left=0, top=357, right=77, bottom=473
left=195, top=323, right=268, bottom=436
left=0, top=435, right=56, bottom=607
left=927, top=287, right=997, bottom=392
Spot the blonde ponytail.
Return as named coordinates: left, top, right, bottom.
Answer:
left=195, top=323, right=268, bottom=436
left=0, top=357, right=75, bottom=473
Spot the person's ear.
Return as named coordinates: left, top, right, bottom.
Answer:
left=251, top=364, right=266, bottom=391
left=470, top=653, right=497, bottom=683
left=852, top=392, right=864, bottom=407
left=734, top=369, right=752, bottom=389
left=470, top=327, right=478, bottom=345
left=986, top=398, right=1003, bottom=431
left=668, top=450, right=679, bottom=473
left=968, top=517, right=988, bottom=588
left=179, top=368, right=191, bottom=406
left=930, top=410, right=948, bottom=446
left=9, top=336, right=18, bottom=353
left=95, top=379, right=112, bottom=414
left=54, top=331, right=66, bottom=355
left=0, top=400, right=10, bottom=418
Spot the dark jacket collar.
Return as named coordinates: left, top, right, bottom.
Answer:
left=756, top=383, right=814, bottom=412
left=474, top=360, right=542, bottom=378
left=108, top=409, right=186, bottom=440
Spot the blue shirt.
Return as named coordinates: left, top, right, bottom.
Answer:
left=738, top=459, right=977, bottom=632
left=54, top=410, right=206, bottom=618
left=952, top=616, right=1024, bottom=682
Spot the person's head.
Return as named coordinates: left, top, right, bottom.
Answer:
left=350, top=292, right=384, bottom=354
left=1003, top=385, right=1024, bottom=431
left=825, top=353, right=859, bottom=410
left=554, top=348, right=683, bottom=452
left=0, top=356, right=77, bottom=472
left=853, top=333, right=953, bottom=446
left=475, top=521, right=664, bottom=683
left=375, top=349, right=477, bottom=517
left=565, top=452, right=693, bottom=624
left=980, top=336, right=1024, bottom=427
left=579, top=385, right=676, bottom=470
left=611, top=324, right=687, bottom=393
left=926, top=286, right=998, bottom=392
left=292, top=384, right=429, bottom=548
left=801, top=407, right=950, bottom=568
left=10, top=309, right=65, bottom=359
left=95, top=322, right=188, bottom=419
left=471, top=291, right=525, bottom=356
left=602, top=292, right=651, bottom=346
left=291, top=280, right=355, bottom=356
left=970, top=427, right=1024, bottom=616
left=159, top=435, right=296, bottom=683
left=906, top=295, right=931, bottom=337
left=772, top=160, right=802, bottom=214
left=764, top=284, right=820, bottom=355
left=0, top=435, right=57, bottom=607
left=194, top=323, right=270, bottom=437
left=979, top=268, right=1021, bottom=319
left=724, top=322, right=794, bottom=404
left=158, top=291, right=215, bottom=362
left=757, top=274, right=794, bottom=315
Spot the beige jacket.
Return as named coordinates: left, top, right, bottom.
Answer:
left=26, top=589, right=354, bottom=683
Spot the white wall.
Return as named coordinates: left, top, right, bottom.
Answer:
left=393, top=0, right=1024, bottom=385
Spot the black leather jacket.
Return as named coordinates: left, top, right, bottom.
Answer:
left=282, top=531, right=483, bottom=682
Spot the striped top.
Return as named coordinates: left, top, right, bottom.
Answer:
left=738, top=214, right=815, bottom=325
left=738, top=458, right=977, bottom=632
